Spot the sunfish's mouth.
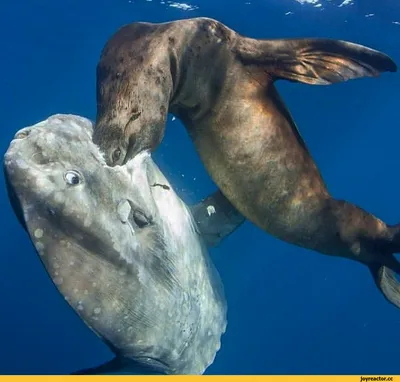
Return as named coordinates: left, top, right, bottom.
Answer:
left=117, top=199, right=153, bottom=229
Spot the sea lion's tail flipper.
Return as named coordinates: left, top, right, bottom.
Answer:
left=234, top=37, right=397, bottom=85
left=369, top=263, right=400, bottom=309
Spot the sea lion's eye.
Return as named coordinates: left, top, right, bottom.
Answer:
left=64, top=170, right=81, bottom=186
left=130, top=110, right=141, bottom=122
left=112, top=148, right=121, bottom=163
left=126, top=110, right=142, bottom=127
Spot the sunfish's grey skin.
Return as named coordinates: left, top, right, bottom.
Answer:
left=3, top=114, right=244, bottom=375
left=92, top=17, right=400, bottom=309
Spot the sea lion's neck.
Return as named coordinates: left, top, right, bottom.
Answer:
left=167, top=44, right=206, bottom=122
left=168, top=20, right=237, bottom=125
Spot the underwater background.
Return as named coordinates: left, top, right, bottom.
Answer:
left=1, top=0, right=400, bottom=375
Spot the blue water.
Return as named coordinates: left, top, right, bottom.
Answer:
left=1, top=0, right=400, bottom=375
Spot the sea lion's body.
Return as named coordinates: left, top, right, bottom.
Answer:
left=93, top=17, right=400, bottom=308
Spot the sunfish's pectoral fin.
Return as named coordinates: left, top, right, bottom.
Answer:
left=71, top=356, right=129, bottom=375
left=369, top=261, right=400, bottom=309
left=190, top=189, right=245, bottom=248
left=234, top=37, right=397, bottom=85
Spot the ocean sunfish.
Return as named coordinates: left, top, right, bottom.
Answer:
left=3, top=114, right=244, bottom=375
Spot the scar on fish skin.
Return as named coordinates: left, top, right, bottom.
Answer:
left=151, top=183, right=170, bottom=190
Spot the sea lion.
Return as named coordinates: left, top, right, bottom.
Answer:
left=3, top=114, right=244, bottom=375
left=92, top=17, right=400, bottom=309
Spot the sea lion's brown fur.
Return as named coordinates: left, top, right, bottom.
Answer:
left=93, top=17, right=400, bottom=308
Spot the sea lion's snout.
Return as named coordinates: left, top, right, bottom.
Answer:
left=108, top=138, right=146, bottom=167
left=98, top=139, right=127, bottom=167
left=93, top=106, right=166, bottom=166
left=104, top=145, right=127, bottom=167
left=97, top=147, right=123, bottom=167
left=92, top=121, right=129, bottom=166
left=111, top=147, right=122, bottom=165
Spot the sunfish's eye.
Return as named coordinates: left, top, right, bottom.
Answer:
left=64, top=170, right=82, bottom=186
left=112, top=148, right=121, bottom=163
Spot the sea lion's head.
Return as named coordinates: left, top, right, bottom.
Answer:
left=93, top=22, right=174, bottom=166
left=92, top=112, right=166, bottom=168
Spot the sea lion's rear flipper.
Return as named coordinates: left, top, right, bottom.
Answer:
left=190, top=189, right=245, bottom=248
left=369, top=263, right=400, bottom=309
left=234, top=38, right=397, bottom=85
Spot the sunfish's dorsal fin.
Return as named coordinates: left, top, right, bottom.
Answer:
left=190, top=189, right=245, bottom=248
left=233, top=37, right=397, bottom=85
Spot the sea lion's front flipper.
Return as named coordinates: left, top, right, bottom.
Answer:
left=190, top=189, right=245, bottom=248
left=234, top=38, right=397, bottom=85
left=369, top=263, right=400, bottom=309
